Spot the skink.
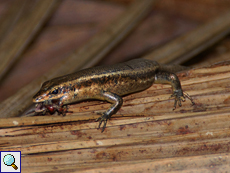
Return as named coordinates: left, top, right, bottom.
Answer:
left=33, top=59, right=194, bottom=132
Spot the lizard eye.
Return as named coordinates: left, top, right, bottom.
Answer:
left=51, top=89, right=58, bottom=94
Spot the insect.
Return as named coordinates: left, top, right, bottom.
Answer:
left=32, top=59, right=194, bottom=132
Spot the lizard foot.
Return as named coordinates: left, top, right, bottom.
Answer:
left=95, top=113, right=109, bottom=133
left=170, top=89, right=195, bottom=110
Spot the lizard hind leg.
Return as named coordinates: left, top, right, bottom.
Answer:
left=95, top=91, right=123, bottom=132
left=154, top=71, right=194, bottom=110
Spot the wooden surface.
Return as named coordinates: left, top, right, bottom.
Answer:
left=0, top=0, right=230, bottom=172
left=1, top=61, right=230, bottom=172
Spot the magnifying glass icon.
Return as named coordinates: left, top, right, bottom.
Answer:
left=3, top=154, right=18, bottom=170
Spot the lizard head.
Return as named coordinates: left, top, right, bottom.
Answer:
left=33, top=79, right=68, bottom=104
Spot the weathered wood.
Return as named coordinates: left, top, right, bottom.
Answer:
left=0, top=61, right=230, bottom=172
left=1, top=1, right=230, bottom=172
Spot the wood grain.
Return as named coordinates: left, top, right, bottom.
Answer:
left=0, top=1, right=230, bottom=172
left=1, top=61, right=230, bottom=172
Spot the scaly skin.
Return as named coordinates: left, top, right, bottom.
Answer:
left=33, top=59, right=194, bottom=132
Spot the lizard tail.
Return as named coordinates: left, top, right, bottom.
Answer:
left=159, top=64, right=191, bottom=73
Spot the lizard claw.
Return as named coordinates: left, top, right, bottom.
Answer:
left=183, top=92, right=195, bottom=105
left=95, top=113, right=109, bottom=133
left=171, top=90, right=194, bottom=110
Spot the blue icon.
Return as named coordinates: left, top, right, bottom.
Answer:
left=1, top=151, right=21, bottom=173
left=3, top=154, right=18, bottom=170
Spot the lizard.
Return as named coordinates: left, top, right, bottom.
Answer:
left=33, top=59, right=194, bottom=132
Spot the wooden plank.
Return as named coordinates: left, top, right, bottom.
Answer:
left=0, top=61, right=230, bottom=172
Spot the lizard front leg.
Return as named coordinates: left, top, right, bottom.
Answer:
left=95, top=91, right=123, bottom=132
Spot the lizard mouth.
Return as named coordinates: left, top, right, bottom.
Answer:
left=34, top=103, right=46, bottom=113
left=34, top=99, right=61, bottom=114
